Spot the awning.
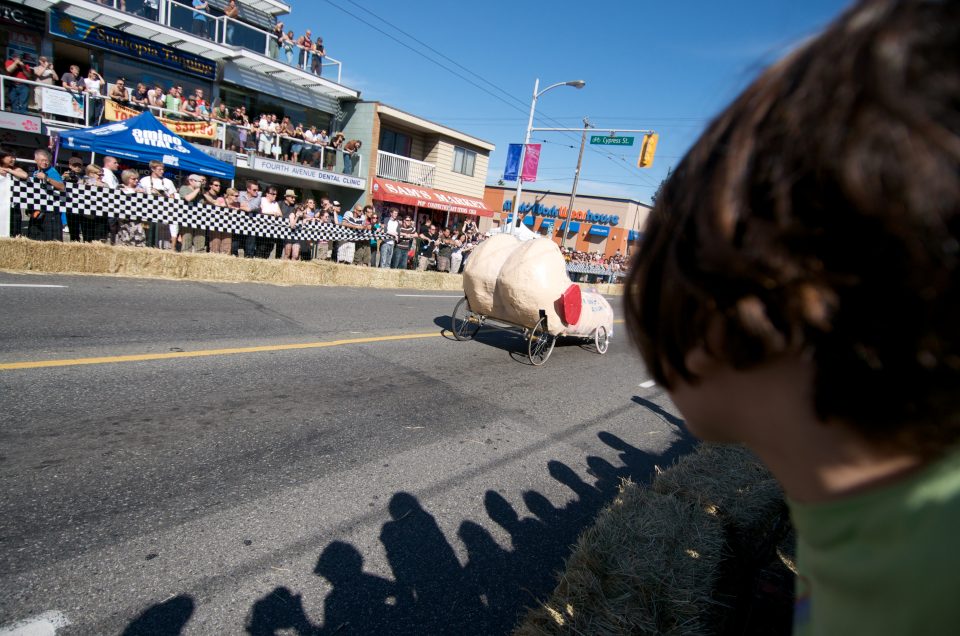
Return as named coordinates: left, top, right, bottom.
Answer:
left=559, top=221, right=581, bottom=232
left=59, top=111, right=235, bottom=179
left=628, top=230, right=643, bottom=241
left=589, top=225, right=611, bottom=237
left=372, top=177, right=492, bottom=217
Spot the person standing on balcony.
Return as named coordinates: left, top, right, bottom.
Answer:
left=141, top=0, right=158, bottom=22
left=84, top=68, right=105, bottom=124
left=31, top=57, right=57, bottom=112
left=327, top=132, right=343, bottom=172
left=108, top=77, right=129, bottom=109
left=192, top=0, right=211, bottom=39
left=147, top=83, right=164, bottom=112
left=269, top=22, right=284, bottom=60
left=342, top=139, right=362, bottom=175
left=4, top=53, right=31, bottom=115
left=281, top=30, right=296, bottom=66
left=311, top=37, right=325, bottom=76
left=297, top=30, right=313, bottom=70
left=278, top=117, right=294, bottom=161
left=131, top=82, right=149, bottom=111
left=164, top=85, right=181, bottom=119
left=224, top=0, right=239, bottom=44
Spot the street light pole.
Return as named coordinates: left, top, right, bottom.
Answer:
left=562, top=117, right=590, bottom=249
left=509, top=78, right=585, bottom=234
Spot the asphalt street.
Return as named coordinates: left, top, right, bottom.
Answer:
left=0, top=272, right=692, bottom=635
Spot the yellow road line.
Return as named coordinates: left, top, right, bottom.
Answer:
left=1, top=319, right=626, bottom=372
left=0, top=332, right=443, bottom=371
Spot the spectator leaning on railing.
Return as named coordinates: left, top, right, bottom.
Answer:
left=1, top=148, right=28, bottom=237
left=138, top=160, right=178, bottom=249
left=117, top=169, right=146, bottom=247
left=27, top=149, right=65, bottom=242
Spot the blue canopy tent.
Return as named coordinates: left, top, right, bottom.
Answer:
left=58, top=111, right=234, bottom=180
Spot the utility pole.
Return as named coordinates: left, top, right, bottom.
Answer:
left=562, top=117, right=590, bottom=249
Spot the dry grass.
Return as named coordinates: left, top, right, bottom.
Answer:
left=515, top=444, right=786, bottom=636
left=0, top=238, right=624, bottom=294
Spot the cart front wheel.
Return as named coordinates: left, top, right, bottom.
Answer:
left=595, top=325, right=609, bottom=355
left=451, top=297, right=481, bottom=341
left=528, top=316, right=556, bottom=366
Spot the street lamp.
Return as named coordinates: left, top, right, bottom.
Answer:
left=509, top=78, right=585, bottom=234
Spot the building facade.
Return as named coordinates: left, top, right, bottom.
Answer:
left=483, top=186, right=651, bottom=258
left=1, top=0, right=491, bottom=219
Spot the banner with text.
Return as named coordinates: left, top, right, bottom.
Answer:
left=104, top=101, right=217, bottom=140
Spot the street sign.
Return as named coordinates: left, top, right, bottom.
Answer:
left=590, top=135, right=635, bottom=146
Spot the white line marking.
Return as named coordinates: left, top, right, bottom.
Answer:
left=639, top=380, right=657, bottom=388
left=0, top=611, right=71, bottom=635
left=0, top=284, right=67, bottom=289
left=395, top=294, right=461, bottom=298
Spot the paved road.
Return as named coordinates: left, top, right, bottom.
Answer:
left=0, top=273, right=691, bottom=635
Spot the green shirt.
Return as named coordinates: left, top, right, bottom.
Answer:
left=789, top=448, right=960, bottom=635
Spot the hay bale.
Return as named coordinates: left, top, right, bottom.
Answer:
left=514, top=444, right=787, bottom=635
left=516, top=483, right=724, bottom=636
left=0, top=238, right=465, bottom=291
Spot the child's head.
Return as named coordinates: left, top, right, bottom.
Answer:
left=625, top=0, right=960, bottom=456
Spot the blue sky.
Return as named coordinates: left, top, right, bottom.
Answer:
left=285, top=0, right=851, bottom=203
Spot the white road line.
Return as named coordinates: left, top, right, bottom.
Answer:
left=395, top=294, right=462, bottom=298
left=639, top=380, right=657, bottom=388
left=0, top=284, right=67, bottom=289
left=0, top=611, right=71, bottom=635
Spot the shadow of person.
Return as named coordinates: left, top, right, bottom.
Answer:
left=122, top=594, right=195, bottom=636
left=379, top=492, right=484, bottom=633
left=631, top=394, right=689, bottom=429
left=245, top=587, right=314, bottom=636
left=457, top=519, right=516, bottom=633
left=313, top=541, right=397, bottom=635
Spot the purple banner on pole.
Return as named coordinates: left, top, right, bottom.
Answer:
left=503, top=143, right=522, bottom=181
left=521, top=143, right=541, bottom=182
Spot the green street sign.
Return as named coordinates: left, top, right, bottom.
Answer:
left=590, top=135, right=635, bottom=146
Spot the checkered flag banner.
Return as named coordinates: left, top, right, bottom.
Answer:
left=10, top=179, right=383, bottom=242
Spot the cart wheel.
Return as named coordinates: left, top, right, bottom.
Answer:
left=528, top=316, right=556, bottom=366
left=451, top=297, right=481, bottom=341
left=595, top=325, right=609, bottom=355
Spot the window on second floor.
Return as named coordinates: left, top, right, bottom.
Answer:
left=453, top=146, right=476, bottom=177
left=379, top=129, right=413, bottom=157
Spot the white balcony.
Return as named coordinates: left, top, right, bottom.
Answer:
left=20, top=0, right=356, bottom=99
left=376, top=151, right=435, bottom=189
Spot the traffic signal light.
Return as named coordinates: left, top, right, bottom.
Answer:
left=638, top=133, right=659, bottom=168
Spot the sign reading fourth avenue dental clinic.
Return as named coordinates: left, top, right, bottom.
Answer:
left=249, top=156, right=366, bottom=190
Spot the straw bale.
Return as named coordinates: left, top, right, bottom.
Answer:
left=650, top=444, right=783, bottom=540
left=516, top=482, right=724, bottom=636
left=514, top=444, right=787, bottom=635
left=0, top=238, right=464, bottom=291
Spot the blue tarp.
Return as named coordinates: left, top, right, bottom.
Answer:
left=58, top=112, right=235, bottom=180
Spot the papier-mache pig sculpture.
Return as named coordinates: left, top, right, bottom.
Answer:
left=462, top=234, right=614, bottom=338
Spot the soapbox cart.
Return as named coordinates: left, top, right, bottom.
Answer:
left=449, top=295, right=609, bottom=366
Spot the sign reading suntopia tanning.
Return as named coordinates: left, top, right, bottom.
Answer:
left=49, top=9, right=216, bottom=80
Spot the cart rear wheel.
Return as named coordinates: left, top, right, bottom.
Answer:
left=595, top=325, right=609, bottom=355
left=528, top=316, right=556, bottom=366
left=451, top=297, right=481, bottom=341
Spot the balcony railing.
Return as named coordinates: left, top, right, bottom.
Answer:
left=376, top=150, right=435, bottom=189
left=92, top=0, right=343, bottom=84
left=0, top=75, right=362, bottom=178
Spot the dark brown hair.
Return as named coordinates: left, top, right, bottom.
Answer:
left=624, top=0, right=960, bottom=455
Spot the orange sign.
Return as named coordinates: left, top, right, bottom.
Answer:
left=104, top=101, right=217, bottom=140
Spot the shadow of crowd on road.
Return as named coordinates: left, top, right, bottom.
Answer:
left=123, top=407, right=694, bottom=636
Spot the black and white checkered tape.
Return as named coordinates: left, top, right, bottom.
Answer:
left=10, top=180, right=381, bottom=242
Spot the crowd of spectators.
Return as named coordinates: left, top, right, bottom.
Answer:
left=1, top=147, right=483, bottom=271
